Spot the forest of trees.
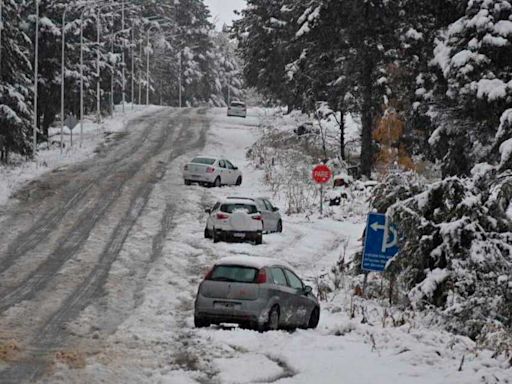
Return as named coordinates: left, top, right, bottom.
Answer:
left=232, top=0, right=512, bottom=179
left=0, top=0, right=243, bottom=161
left=234, top=0, right=512, bottom=345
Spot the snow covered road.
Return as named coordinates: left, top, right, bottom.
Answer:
left=0, top=108, right=509, bottom=383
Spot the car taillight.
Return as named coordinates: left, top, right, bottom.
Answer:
left=204, top=267, right=214, bottom=280
left=216, top=213, right=229, bottom=220
left=256, top=269, right=267, bottom=284
left=206, top=167, right=215, bottom=173
left=252, top=215, right=262, bottom=221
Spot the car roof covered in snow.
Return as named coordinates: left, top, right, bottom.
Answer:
left=215, top=256, right=294, bottom=271
left=218, top=198, right=257, bottom=206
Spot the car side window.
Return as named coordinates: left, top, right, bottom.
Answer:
left=255, top=200, right=266, bottom=212
left=212, top=202, right=220, bottom=212
left=218, top=160, right=226, bottom=168
left=225, top=160, right=234, bottom=169
left=284, top=269, right=303, bottom=290
left=270, top=268, right=288, bottom=286
left=263, top=200, right=273, bottom=211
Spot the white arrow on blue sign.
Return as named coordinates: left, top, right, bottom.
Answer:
left=362, top=213, right=399, bottom=272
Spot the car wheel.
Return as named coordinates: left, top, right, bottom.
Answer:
left=308, top=307, right=320, bottom=329
left=266, top=305, right=280, bottom=331
left=255, top=232, right=263, bottom=245
left=194, top=316, right=210, bottom=328
left=235, top=176, right=242, bottom=186
left=276, top=220, right=283, bottom=233
left=184, top=179, right=191, bottom=186
left=214, top=177, right=221, bottom=188
left=204, top=227, right=211, bottom=239
left=213, top=228, right=221, bottom=243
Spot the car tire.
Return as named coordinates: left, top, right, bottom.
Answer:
left=213, top=228, right=221, bottom=243
left=194, top=316, right=210, bottom=328
left=204, top=227, right=211, bottom=239
left=255, top=232, right=263, bottom=245
left=276, top=220, right=283, bottom=233
left=308, top=307, right=320, bottom=329
left=259, top=305, right=279, bottom=332
left=235, top=176, right=242, bottom=186
left=213, top=177, right=221, bottom=188
left=184, top=179, right=191, bottom=186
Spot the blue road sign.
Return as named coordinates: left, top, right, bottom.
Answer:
left=362, top=213, right=399, bottom=272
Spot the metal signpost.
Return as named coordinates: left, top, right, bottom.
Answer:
left=312, top=164, right=332, bottom=215
left=362, top=212, right=399, bottom=272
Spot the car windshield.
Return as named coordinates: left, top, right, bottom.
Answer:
left=230, top=102, right=245, bottom=108
left=220, top=204, right=257, bottom=214
left=208, top=265, right=258, bottom=283
left=191, top=157, right=216, bottom=165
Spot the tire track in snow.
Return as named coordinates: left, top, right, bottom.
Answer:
left=0, top=109, right=209, bottom=384
left=0, top=109, right=170, bottom=276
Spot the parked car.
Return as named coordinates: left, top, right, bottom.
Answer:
left=194, top=256, right=320, bottom=331
left=183, top=156, right=242, bottom=187
left=227, top=197, right=282, bottom=233
left=227, top=101, right=247, bottom=118
left=204, top=198, right=263, bottom=244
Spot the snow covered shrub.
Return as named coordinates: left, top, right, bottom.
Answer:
left=384, top=167, right=512, bottom=341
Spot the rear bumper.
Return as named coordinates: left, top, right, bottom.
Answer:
left=195, top=295, right=268, bottom=325
left=183, top=172, right=216, bottom=184
left=227, top=110, right=247, bottom=118
left=216, top=230, right=262, bottom=241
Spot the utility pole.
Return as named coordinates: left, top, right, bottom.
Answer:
left=0, top=0, right=3, bottom=79
left=33, top=0, right=39, bottom=157
left=131, top=26, right=134, bottom=110
left=138, top=42, right=142, bottom=105
left=60, top=7, right=67, bottom=153
left=178, top=52, right=182, bottom=108
left=96, top=9, right=101, bottom=126
left=121, top=0, right=125, bottom=113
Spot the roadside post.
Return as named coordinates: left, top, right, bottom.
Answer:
left=64, top=114, right=79, bottom=148
left=312, top=164, right=332, bottom=215
left=361, top=212, right=400, bottom=301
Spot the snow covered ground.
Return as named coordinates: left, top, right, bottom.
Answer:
left=0, top=105, right=161, bottom=208
left=43, top=108, right=511, bottom=383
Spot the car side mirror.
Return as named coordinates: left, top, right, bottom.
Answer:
left=233, top=166, right=238, bottom=170
left=273, top=207, right=279, bottom=212
left=205, top=208, right=211, bottom=214
left=303, top=285, right=313, bottom=295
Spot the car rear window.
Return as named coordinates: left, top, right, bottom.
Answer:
left=208, top=265, right=258, bottom=283
left=220, top=204, right=258, bottom=214
left=230, top=102, right=246, bottom=108
left=191, top=157, right=215, bottom=165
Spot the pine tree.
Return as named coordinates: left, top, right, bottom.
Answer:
left=0, top=0, right=33, bottom=160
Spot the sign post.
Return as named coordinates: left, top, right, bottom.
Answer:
left=361, top=213, right=399, bottom=300
left=362, top=213, right=399, bottom=272
left=312, top=164, right=332, bottom=215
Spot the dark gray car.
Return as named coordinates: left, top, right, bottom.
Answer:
left=194, top=256, right=320, bottom=331
left=227, top=197, right=283, bottom=233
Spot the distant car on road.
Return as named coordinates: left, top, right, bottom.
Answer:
left=194, top=256, right=320, bottom=331
left=183, top=156, right=242, bottom=187
left=227, top=101, right=247, bottom=118
left=227, top=197, right=283, bottom=233
left=205, top=198, right=263, bottom=244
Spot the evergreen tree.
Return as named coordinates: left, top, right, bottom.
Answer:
left=0, top=0, right=33, bottom=160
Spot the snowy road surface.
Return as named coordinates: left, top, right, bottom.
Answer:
left=0, top=108, right=509, bottom=383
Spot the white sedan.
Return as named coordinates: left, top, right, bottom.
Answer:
left=183, top=156, right=243, bottom=187
left=204, top=198, right=263, bottom=244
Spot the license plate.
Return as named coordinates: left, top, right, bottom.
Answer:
left=233, top=233, right=246, bottom=238
left=214, top=302, right=240, bottom=309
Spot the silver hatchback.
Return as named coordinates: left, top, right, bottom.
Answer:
left=194, top=256, right=320, bottom=331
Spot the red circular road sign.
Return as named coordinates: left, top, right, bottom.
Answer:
left=312, top=164, right=332, bottom=184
